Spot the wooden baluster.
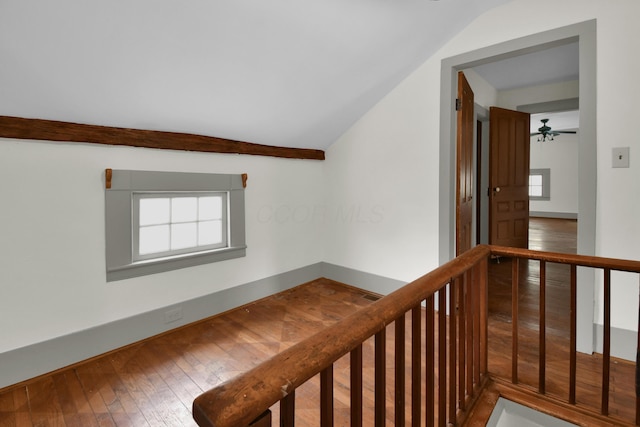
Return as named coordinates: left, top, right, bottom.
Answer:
left=412, top=306, right=422, bottom=426
left=426, top=295, right=435, bottom=427
left=395, top=314, right=406, bottom=426
left=539, top=260, right=547, bottom=394
left=350, top=344, right=363, bottom=427
left=458, top=275, right=466, bottom=412
left=466, top=269, right=473, bottom=398
left=480, top=256, right=489, bottom=376
left=449, top=279, right=458, bottom=422
left=602, top=268, right=611, bottom=415
left=249, top=410, right=272, bottom=427
left=281, top=390, right=295, bottom=427
left=569, top=264, right=577, bottom=404
left=320, top=365, right=334, bottom=427
left=439, top=288, right=447, bottom=427
left=473, top=264, right=481, bottom=388
left=636, top=284, right=640, bottom=426
left=375, top=329, right=386, bottom=427
left=512, top=257, right=520, bottom=384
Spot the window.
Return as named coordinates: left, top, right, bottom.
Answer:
left=529, top=168, right=550, bottom=201
left=133, top=193, right=228, bottom=260
left=106, top=170, right=246, bottom=282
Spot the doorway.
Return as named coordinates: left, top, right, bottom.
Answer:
left=475, top=106, right=579, bottom=250
left=438, top=20, right=597, bottom=353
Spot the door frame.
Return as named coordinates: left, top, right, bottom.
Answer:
left=438, top=20, right=597, bottom=353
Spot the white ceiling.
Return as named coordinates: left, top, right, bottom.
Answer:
left=471, top=41, right=580, bottom=134
left=531, top=110, right=579, bottom=133
left=472, top=42, right=579, bottom=91
left=0, top=0, right=515, bottom=151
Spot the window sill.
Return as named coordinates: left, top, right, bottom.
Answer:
left=107, top=245, right=247, bottom=282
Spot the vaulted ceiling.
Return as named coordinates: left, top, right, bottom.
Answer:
left=0, top=0, right=513, bottom=152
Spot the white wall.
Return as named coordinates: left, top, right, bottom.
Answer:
left=323, top=67, right=441, bottom=283
left=530, top=133, right=579, bottom=216
left=0, top=139, right=325, bottom=354
left=500, top=81, right=581, bottom=216
left=325, top=0, right=640, bottom=333
left=498, top=80, right=579, bottom=111
left=461, top=68, right=499, bottom=108
left=2, top=0, right=640, bottom=381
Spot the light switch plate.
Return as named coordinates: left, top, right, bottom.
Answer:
left=612, top=147, right=630, bottom=168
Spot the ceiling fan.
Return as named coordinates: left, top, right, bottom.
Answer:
left=531, top=118, right=577, bottom=142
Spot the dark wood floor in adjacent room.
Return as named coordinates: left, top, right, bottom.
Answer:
left=0, top=218, right=635, bottom=426
left=488, top=217, right=635, bottom=424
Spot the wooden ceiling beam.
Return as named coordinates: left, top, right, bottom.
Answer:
left=0, top=116, right=325, bottom=160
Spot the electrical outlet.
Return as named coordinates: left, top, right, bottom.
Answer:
left=164, top=306, right=183, bottom=324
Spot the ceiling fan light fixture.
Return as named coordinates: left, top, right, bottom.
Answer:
left=531, top=117, right=576, bottom=142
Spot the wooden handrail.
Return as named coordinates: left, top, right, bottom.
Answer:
left=193, top=244, right=640, bottom=426
left=490, top=245, right=640, bottom=273
left=490, top=245, right=640, bottom=425
left=193, top=244, right=491, bottom=427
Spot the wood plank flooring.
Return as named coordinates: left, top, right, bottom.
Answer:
left=0, top=218, right=635, bottom=426
left=487, top=217, right=636, bottom=424
left=0, top=280, right=383, bottom=427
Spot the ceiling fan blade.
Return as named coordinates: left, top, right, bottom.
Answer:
left=555, top=130, right=577, bottom=134
left=530, top=132, right=542, bottom=136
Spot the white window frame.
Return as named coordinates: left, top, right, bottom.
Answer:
left=132, top=191, right=229, bottom=261
left=105, top=170, right=246, bottom=282
left=529, top=168, right=551, bottom=201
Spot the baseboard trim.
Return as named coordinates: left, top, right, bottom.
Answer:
left=0, top=263, right=325, bottom=390
left=320, top=262, right=406, bottom=296
left=5, top=263, right=624, bottom=390
left=594, top=324, right=636, bottom=361
left=0, top=262, right=405, bottom=390
left=530, top=211, right=578, bottom=220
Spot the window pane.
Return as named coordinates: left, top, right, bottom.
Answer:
left=172, top=197, right=198, bottom=223
left=199, top=220, right=223, bottom=245
left=139, top=225, right=170, bottom=254
left=199, top=196, right=223, bottom=220
left=139, top=198, right=170, bottom=226
left=529, top=175, right=542, bottom=186
left=530, top=186, right=543, bottom=197
left=171, top=223, right=198, bottom=250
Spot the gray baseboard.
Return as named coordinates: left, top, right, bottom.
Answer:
left=320, top=262, right=406, bottom=296
left=5, top=262, right=624, bottom=390
left=0, top=262, right=405, bottom=390
left=0, top=263, right=324, bottom=390
left=530, top=211, right=578, bottom=220
left=594, top=324, right=636, bottom=362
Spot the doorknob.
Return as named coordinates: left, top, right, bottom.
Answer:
left=493, top=187, right=501, bottom=193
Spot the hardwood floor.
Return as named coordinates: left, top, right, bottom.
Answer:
left=488, top=217, right=636, bottom=424
left=0, top=217, right=635, bottom=426
left=0, top=280, right=384, bottom=427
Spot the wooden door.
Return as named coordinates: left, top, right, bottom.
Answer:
left=456, top=71, right=474, bottom=255
left=489, top=106, right=530, bottom=248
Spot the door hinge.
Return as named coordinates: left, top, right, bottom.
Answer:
left=455, top=98, right=461, bottom=111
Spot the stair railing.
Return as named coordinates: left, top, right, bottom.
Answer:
left=193, top=244, right=492, bottom=427
left=193, top=244, right=640, bottom=426
left=489, top=245, right=640, bottom=425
